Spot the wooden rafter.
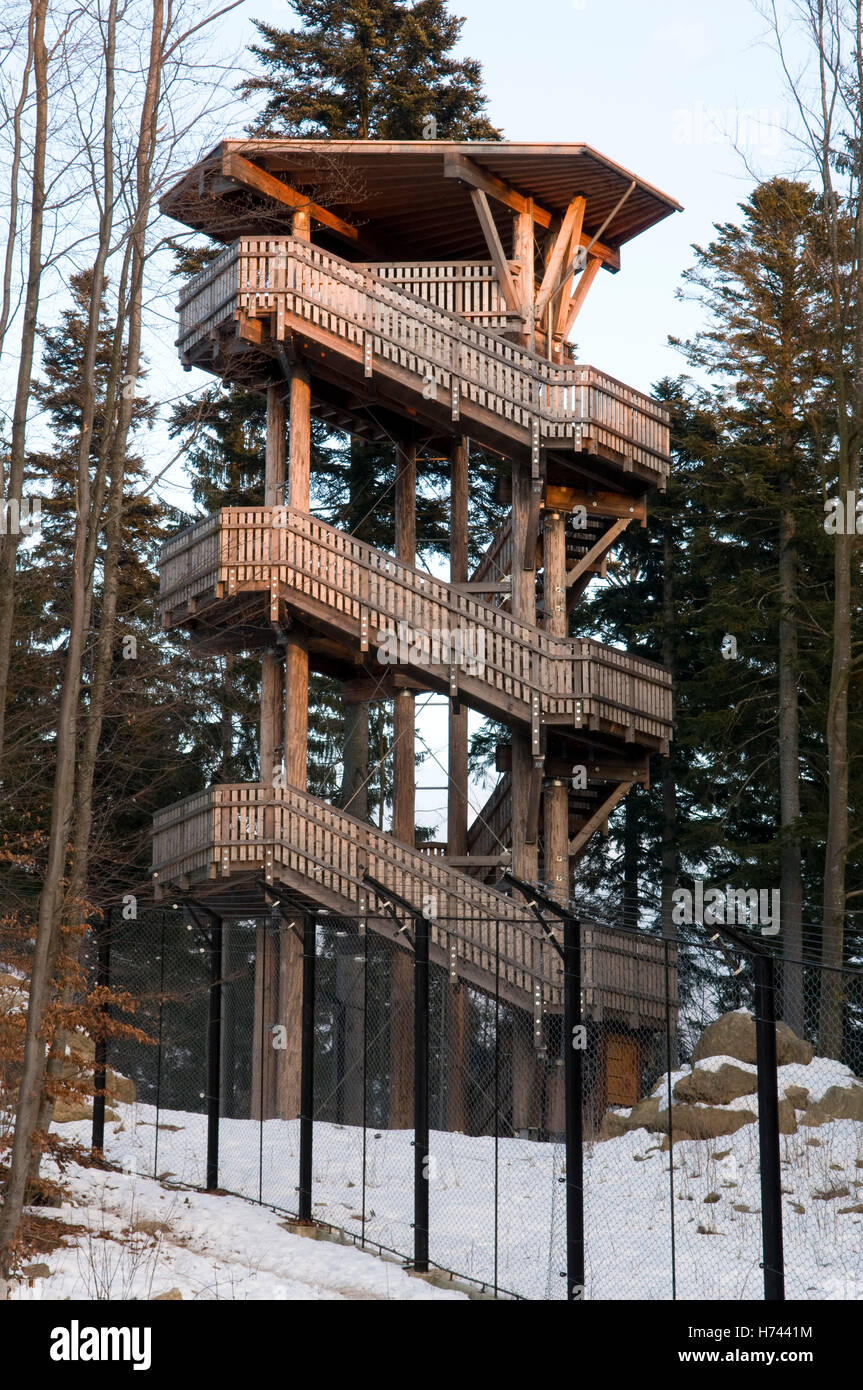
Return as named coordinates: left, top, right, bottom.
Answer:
left=221, top=150, right=359, bottom=243
left=445, top=152, right=553, bottom=226
left=468, top=189, right=521, bottom=315
left=569, top=782, right=632, bottom=858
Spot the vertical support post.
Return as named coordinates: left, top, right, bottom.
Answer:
left=542, top=514, right=568, bottom=896
left=284, top=349, right=310, bottom=794
left=206, top=913, right=223, bottom=1192
left=448, top=436, right=469, bottom=859
left=513, top=201, right=535, bottom=351
left=413, top=910, right=430, bottom=1273
left=391, top=440, right=417, bottom=1130
left=260, top=655, right=282, bottom=787
left=91, top=908, right=111, bottom=1155
left=544, top=779, right=570, bottom=900
left=283, top=202, right=312, bottom=794
left=563, top=915, right=584, bottom=1299
left=511, top=458, right=539, bottom=882
left=276, top=915, right=303, bottom=1119
left=298, top=912, right=316, bottom=1221
left=261, top=382, right=286, bottom=788
left=754, top=951, right=785, bottom=1301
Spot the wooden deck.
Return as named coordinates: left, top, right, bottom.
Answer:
left=151, top=781, right=677, bottom=1025
left=176, top=238, right=671, bottom=486
left=159, top=506, right=673, bottom=749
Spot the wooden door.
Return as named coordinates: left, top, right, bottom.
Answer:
left=605, top=1032, right=639, bottom=1108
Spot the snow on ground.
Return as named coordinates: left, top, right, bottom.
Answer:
left=28, top=1096, right=863, bottom=1301
left=10, top=1150, right=466, bottom=1301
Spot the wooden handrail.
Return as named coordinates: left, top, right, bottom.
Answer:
left=158, top=506, right=673, bottom=739
left=151, top=780, right=678, bottom=1019
left=175, top=237, right=671, bottom=473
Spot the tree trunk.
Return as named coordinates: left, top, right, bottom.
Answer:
left=778, top=480, right=804, bottom=1033
left=0, top=0, right=48, bottom=769
left=659, top=516, right=677, bottom=940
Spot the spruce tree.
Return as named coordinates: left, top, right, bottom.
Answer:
left=234, top=0, right=501, bottom=825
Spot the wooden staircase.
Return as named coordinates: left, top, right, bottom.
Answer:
left=152, top=138, right=680, bottom=1029
left=159, top=505, right=672, bottom=751
left=151, top=780, right=674, bottom=1025
left=178, top=237, right=670, bottom=489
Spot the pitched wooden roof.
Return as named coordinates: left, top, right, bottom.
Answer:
left=161, top=139, right=680, bottom=266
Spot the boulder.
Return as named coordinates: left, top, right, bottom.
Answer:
left=784, top=1085, right=809, bottom=1110
left=598, top=1110, right=628, bottom=1141
left=624, top=1094, right=661, bottom=1132
left=775, top=1021, right=815, bottom=1066
left=693, top=1011, right=813, bottom=1067
left=693, top=1012, right=757, bottom=1066
left=654, top=1104, right=756, bottom=1140
left=801, top=1085, right=863, bottom=1127
left=53, top=1099, right=119, bottom=1124
left=778, top=1098, right=797, bottom=1135
left=674, top=1063, right=757, bottom=1106
left=107, top=1068, right=136, bottom=1105
left=151, top=1288, right=182, bottom=1301
left=819, top=1084, right=863, bottom=1122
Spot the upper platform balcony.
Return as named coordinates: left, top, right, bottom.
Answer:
left=176, top=236, right=671, bottom=491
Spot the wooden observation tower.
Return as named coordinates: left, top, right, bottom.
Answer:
left=153, top=140, right=680, bottom=1126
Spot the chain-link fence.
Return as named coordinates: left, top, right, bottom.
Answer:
left=84, top=903, right=863, bottom=1301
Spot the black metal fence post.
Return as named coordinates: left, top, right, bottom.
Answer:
left=413, top=909, right=430, bottom=1273
left=298, top=912, right=316, bottom=1221
left=91, top=907, right=112, bottom=1155
left=563, top=915, right=584, bottom=1299
left=205, top=913, right=223, bottom=1192
left=754, top=950, right=785, bottom=1301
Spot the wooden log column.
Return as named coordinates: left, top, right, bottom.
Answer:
left=260, top=384, right=285, bottom=788
left=277, top=916, right=304, bottom=1119
left=446, top=435, right=470, bottom=1133
left=513, top=201, right=536, bottom=351
left=284, top=204, right=312, bottom=793
left=448, top=436, right=469, bottom=858
left=543, top=511, right=570, bottom=903
left=251, top=922, right=279, bottom=1120
left=510, top=459, right=538, bottom=882
left=390, top=439, right=417, bottom=1130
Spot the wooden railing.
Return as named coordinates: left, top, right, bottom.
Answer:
left=359, top=259, right=519, bottom=329
left=175, top=238, right=671, bottom=479
left=159, top=507, right=673, bottom=745
left=151, top=782, right=676, bottom=1024
left=467, top=774, right=512, bottom=860
left=469, top=517, right=513, bottom=606
left=153, top=782, right=559, bottom=1007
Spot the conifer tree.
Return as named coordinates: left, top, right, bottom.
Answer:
left=232, top=0, right=502, bottom=822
